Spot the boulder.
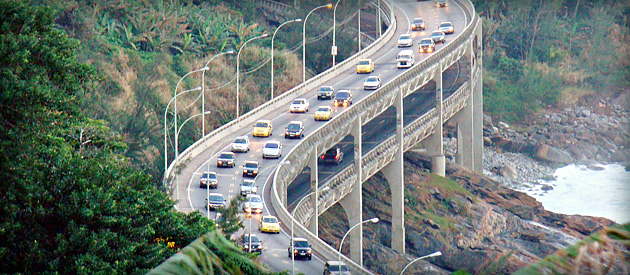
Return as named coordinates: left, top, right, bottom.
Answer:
left=534, top=144, right=573, bottom=164
left=499, top=164, right=518, bottom=179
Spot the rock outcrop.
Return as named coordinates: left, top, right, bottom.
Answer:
left=317, top=151, right=617, bottom=274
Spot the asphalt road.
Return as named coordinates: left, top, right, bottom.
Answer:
left=177, top=0, right=469, bottom=273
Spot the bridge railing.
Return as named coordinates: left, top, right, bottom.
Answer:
left=164, top=0, right=396, bottom=193
left=272, top=1, right=479, bottom=274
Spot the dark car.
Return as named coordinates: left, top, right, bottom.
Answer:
left=199, top=171, right=218, bottom=189
left=217, top=152, right=235, bottom=168
left=205, top=193, right=226, bottom=211
left=285, top=121, right=305, bottom=139
left=411, top=17, right=425, bottom=31
left=317, top=86, right=335, bottom=100
left=320, top=147, right=343, bottom=165
left=243, top=161, right=259, bottom=177
left=418, top=38, right=436, bottom=53
left=333, top=90, right=353, bottom=107
left=431, top=30, right=446, bottom=44
left=288, top=237, right=312, bottom=260
left=242, top=234, right=262, bottom=253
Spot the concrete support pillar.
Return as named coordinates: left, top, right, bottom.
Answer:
left=309, top=148, right=319, bottom=236
left=472, top=22, right=484, bottom=173
left=426, top=63, right=446, bottom=176
left=339, top=117, right=364, bottom=266
left=452, top=44, right=475, bottom=170
left=383, top=88, right=405, bottom=254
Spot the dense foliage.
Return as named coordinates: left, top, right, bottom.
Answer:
left=473, top=0, right=630, bottom=122
left=0, top=2, right=220, bottom=273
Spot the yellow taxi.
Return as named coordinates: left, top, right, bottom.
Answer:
left=253, top=120, right=273, bottom=137
left=356, top=59, right=374, bottom=74
left=259, top=215, right=281, bottom=234
left=314, top=106, right=334, bottom=121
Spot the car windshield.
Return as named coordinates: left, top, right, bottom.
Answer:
left=319, top=86, right=332, bottom=92
left=264, top=142, right=279, bottom=149
left=336, top=92, right=349, bottom=99
left=244, top=162, right=258, bottom=169
left=294, top=240, right=309, bottom=248
left=242, top=180, right=255, bottom=187
left=432, top=32, right=443, bottom=37
left=249, top=196, right=262, bottom=203
left=219, top=153, right=233, bottom=159
left=292, top=99, right=305, bottom=105
left=209, top=195, right=223, bottom=202
left=325, top=149, right=338, bottom=156
left=420, top=39, right=433, bottom=45
left=413, top=19, right=423, bottom=24
left=358, top=60, right=370, bottom=65
left=317, top=107, right=330, bottom=112
left=255, top=121, right=269, bottom=127
left=329, top=265, right=349, bottom=272
left=366, top=76, right=379, bottom=82
left=263, top=217, right=277, bottom=223
left=400, top=34, right=410, bottom=39
left=440, top=23, right=452, bottom=28
left=244, top=235, right=260, bottom=242
left=234, top=138, right=247, bottom=144
left=287, top=123, right=301, bottom=131
left=208, top=173, right=217, bottom=180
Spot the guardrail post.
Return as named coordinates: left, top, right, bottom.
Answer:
left=472, top=20, right=483, bottom=173
left=338, top=116, right=364, bottom=266
left=382, top=87, right=405, bottom=254
left=309, top=148, right=319, bottom=236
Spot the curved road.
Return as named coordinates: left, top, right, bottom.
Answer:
left=177, top=0, right=468, bottom=273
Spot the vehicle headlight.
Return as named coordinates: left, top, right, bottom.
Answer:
left=243, top=169, right=247, bottom=173
left=343, top=102, right=348, bottom=107
left=307, top=248, right=312, bottom=253
left=253, top=171, right=258, bottom=174
left=293, top=249, right=298, bottom=253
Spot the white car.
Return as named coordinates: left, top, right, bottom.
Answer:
left=397, top=34, right=413, bottom=47
left=243, top=194, right=264, bottom=213
left=240, top=179, right=258, bottom=196
left=231, top=135, right=250, bottom=153
left=363, top=75, right=382, bottom=90
left=289, top=98, right=309, bottom=113
left=262, top=140, right=282, bottom=159
left=438, top=21, right=454, bottom=34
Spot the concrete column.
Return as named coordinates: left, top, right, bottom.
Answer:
left=309, top=148, right=319, bottom=236
left=339, top=116, right=363, bottom=265
left=382, top=88, right=405, bottom=254
left=426, top=63, right=445, bottom=176
left=472, top=21, right=484, bottom=173
left=452, top=45, right=474, bottom=170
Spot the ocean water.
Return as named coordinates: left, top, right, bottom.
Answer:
left=521, top=164, right=630, bottom=224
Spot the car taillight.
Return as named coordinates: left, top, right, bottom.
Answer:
left=321, top=155, right=325, bottom=159
left=335, top=155, right=339, bottom=159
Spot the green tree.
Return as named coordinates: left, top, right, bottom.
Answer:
left=0, top=2, right=215, bottom=274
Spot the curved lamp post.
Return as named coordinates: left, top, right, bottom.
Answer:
left=176, top=111, right=212, bottom=139
left=303, top=3, right=332, bottom=83
left=237, top=33, right=268, bottom=118
left=163, top=86, right=201, bottom=205
left=272, top=19, right=301, bottom=100
left=202, top=50, right=234, bottom=136
left=173, top=68, right=208, bottom=163
left=399, top=251, right=442, bottom=275
left=332, top=0, right=343, bottom=67
left=338, top=217, right=379, bottom=272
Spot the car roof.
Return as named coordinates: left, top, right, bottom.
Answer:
left=421, top=38, right=433, bottom=41
left=220, top=151, right=235, bottom=156
left=326, top=261, right=345, bottom=265
left=293, top=237, right=308, bottom=242
left=288, top=121, right=302, bottom=125
left=359, top=58, right=372, bottom=62
left=245, top=160, right=258, bottom=164
left=262, top=215, right=277, bottom=220
left=247, top=194, right=261, bottom=199
left=413, top=17, right=423, bottom=21
left=265, top=140, right=281, bottom=144
left=440, top=21, right=452, bottom=25
left=317, top=105, right=332, bottom=109
left=293, top=98, right=306, bottom=101
left=235, top=135, right=249, bottom=139
left=209, top=192, right=223, bottom=197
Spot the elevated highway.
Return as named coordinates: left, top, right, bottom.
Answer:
left=166, top=0, right=481, bottom=273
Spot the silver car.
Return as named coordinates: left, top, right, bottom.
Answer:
left=231, top=135, right=250, bottom=153
left=438, top=21, right=454, bottom=34
left=363, top=75, right=382, bottom=90
left=289, top=98, right=309, bottom=113
left=243, top=194, right=264, bottom=214
left=397, top=34, right=413, bottom=47
left=262, top=140, right=282, bottom=159
left=240, top=179, right=258, bottom=196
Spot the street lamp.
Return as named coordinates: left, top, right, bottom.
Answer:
left=338, top=217, right=379, bottom=272
left=237, top=33, right=269, bottom=118
left=332, top=0, right=343, bottom=67
left=272, top=19, right=301, bottom=100
left=303, top=3, right=332, bottom=83
left=174, top=68, right=208, bottom=163
left=399, top=251, right=442, bottom=275
left=176, top=111, right=212, bottom=139
left=163, top=86, right=201, bottom=204
left=202, top=50, right=234, bottom=136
